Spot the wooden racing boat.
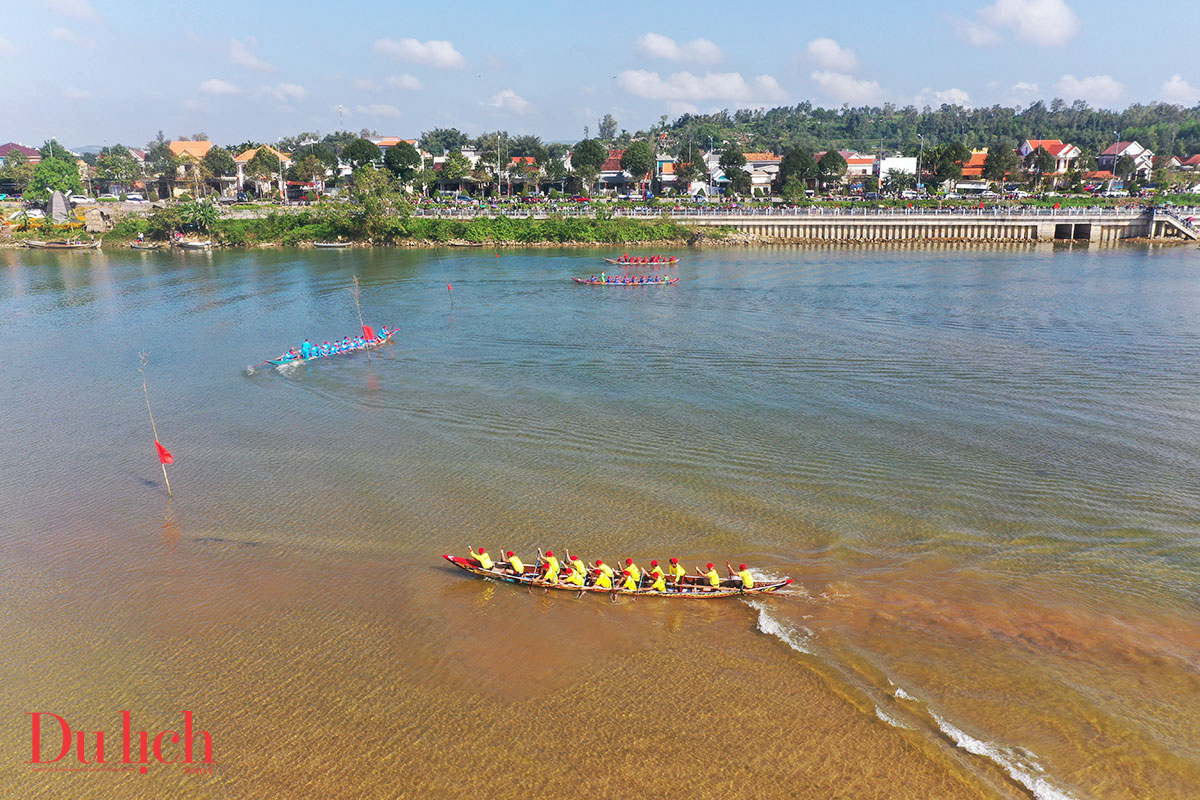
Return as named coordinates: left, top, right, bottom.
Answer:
left=442, top=555, right=791, bottom=598
left=572, top=276, right=677, bottom=285
left=266, top=329, right=398, bottom=366
left=603, top=257, right=679, bottom=265
left=23, top=239, right=102, bottom=250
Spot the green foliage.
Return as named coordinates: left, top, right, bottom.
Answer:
left=441, top=150, right=471, bottom=182
left=778, top=148, right=817, bottom=185
left=1025, top=146, right=1057, bottom=186
left=983, top=142, right=1019, bottom=180
left=179, top=199, right=219, bottom=233
left=598, top=114, right=618, bottom=141
left=0, top=149, right=33, bottom=191
left=572, top=139, right=608, bottom=173
left=620, top=141, right=655, bottom=182
left=420, top=128, right=470, bottom=155
left=781, top=176, right=807, bottom=202
left=39, top=139, right=72, bottom=160
left=342, top=138, right=383, bottom=168
left=383, top=141, right=421, bottom=182
left=817, top=149, right=848, bottom=187
left=1114, top=153, right=1137, bottom=179
left=203, top=147, right=237, bottom=178
left=246, top=149, right=282, bottom=180
left=24, top=157, right=84, bottom=204
left=717, top=144, right=746, bottom=176
left=145, top=206, right=183, bottom=239
left=882, top=168, right=915, bottom=194
left=96, top=145, right=141, bottom=184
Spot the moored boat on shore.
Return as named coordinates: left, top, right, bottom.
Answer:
left=23, top=239, right=102, bottom=250
left=176, top=240, right=212, bottom=250
left=443, top=555, right=791, bottom=598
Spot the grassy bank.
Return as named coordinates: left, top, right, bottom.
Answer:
left=103, top=208, right=705, bottom=247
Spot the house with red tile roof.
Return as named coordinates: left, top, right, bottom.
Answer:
left=1018, top=139, right=1081, bottom=173
left=234, top=146, right=292, bottom=194
left=169, top=140, right=213, bottom=160
left=0, top=142, right=42, bottom=166
left=1180, top=154, right=1200, bottom=171
left=960, top=149, right=989, bottom=178
left=1098, top=141, right=1154, bottom=179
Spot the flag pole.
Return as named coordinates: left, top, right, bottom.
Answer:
left=351, top=274, right=370, bottom=362
left=139, top=352, right=172, bottom=497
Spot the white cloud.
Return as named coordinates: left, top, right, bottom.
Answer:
left=372, top=38, right=465, bottom=68
left=0, top=37, right=17, bottom=56
left=1011, top=81, right=1039, bottom=94
left=809, top=71, right=886, bottom=105
left=230, top=38, right=273, bottom=71
left=46, top=0, right=99, bottom=20
left=50, top=28, right=95, bottom=48
left=263, top=83, right=307, bottom=103
left=916, top=87, right=971, bottom=107
left=62, top=87, right=91, bottom=100
left=354, top=104, right=401, bottom=119
left=386, top=74, right=422, bottom=91
left=804, top=38, right=858, bottom=72
left=1055, top=74, right=1123, bottom=106
left=617, top=70, right=784, bottom=103
left=488, top=89, right=531, bottom=114
left=636, top=33, right=723, bottom=64
left=199, top=79, right=241, bottom=95
left=1160, top=74, right=1200, bottom=106
left=352, top=78, right=376, bottom=90
left=960, top=0, right=1079, bottom=47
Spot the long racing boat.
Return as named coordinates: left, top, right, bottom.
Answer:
left=572, top=276, right=678, bottom=286
left=603, top=257, right=679, bottom=265
left=265, top=329, right=398, bottom=366
left=443, top=555, right=791, bottom=598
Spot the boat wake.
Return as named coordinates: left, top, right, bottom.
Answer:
left=745, top=599, right=1080, bottom=800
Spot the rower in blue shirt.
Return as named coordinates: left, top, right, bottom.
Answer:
left=300, top=339, right=312, bottom=359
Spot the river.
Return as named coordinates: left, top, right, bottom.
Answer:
left=1, top=243, right=1197, bottom=799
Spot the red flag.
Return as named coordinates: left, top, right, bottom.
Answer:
left=155, top=440, right=174, bottom=465
left=447, top=283, right=453, bottom=292
left=362, top=324, right=375, bottom=341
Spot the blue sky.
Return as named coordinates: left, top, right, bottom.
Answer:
left=3, top=0, right=1198, bottom=149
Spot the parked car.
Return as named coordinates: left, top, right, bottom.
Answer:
left=943, top=192, right=962, bottom=199
left=69, top=194, right=95, bottom=205
left=97, top=194, right=119, bottom=201
left=125, top=192, right=145, bottom=202
left=1103, top=189, right=1129, bottom=197
left=979, top=190, right=1000, bottom=198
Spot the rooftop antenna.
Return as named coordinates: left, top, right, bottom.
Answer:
left=338, top=104, right=344, bottom=131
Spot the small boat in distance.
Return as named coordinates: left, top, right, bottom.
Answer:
left=22, top=239, right=102, bottom=250
left=130, top=243, right=163, bottom=250
left=176, top=240, right=212, bottom=250
left=313, top=241, right=352, bottom=248
left=572, top=276, right=678, bottom=286
left=443, top=555, right=792, bottom=599
left=603, top=256, right=679, bottom=265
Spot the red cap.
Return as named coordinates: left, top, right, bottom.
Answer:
left=670, top=558, right=678, bottom=563
left=506, top=551, right=514, bottom=557
left=595, top=559, right=603, bottom=565
left=625, top=558, right=633, bottom=565
left=650, top=560, right=658, bottom=566
left=479, top=548, right=486, bottom=554
left=545, top=550, right=553, bottom=557
left=707, top=563, right=714, bottom=569
left=622, top=569, right=630, bottom=575
left=739, top=564, right=747, bottom=571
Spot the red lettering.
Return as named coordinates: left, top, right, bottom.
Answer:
left=183, top=711, right=212, bottom=763
left=121, top=710, right=132, bottom=763
left=75, top=730, right=105, bottom=764
left=153, top=731, right=179, bottom=764
left=26, top=712, right=70, bottom=764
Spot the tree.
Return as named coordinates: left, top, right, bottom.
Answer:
left=1025, top=146, right=1056, bottom=187
left=420, top=127, right=469, bottom=155
left=95, top=145, right=141, bottom=187
left=246, top=149, right=282, bottom=193
left=620, top=141, right=655, bottom=188
left=599, top=114, right=618, bottom=141
left=882, top=168, right=915, bottom=194
left=817, top=149, right=848, bottom=190
left=291, top=154, right=327, bottom=190
left=202, top=147, right=236, bottom=180
left=982, top=142, right=1019, bottom=181
left=674, top=142, right=707, bottom=187
left=0, top=149, right=34, bottom=192
left=718, top=144, right=747, bottom=176
left=440, top=150, right=471, bottom=184
left=342, top=138, right=382, bottom=169
left=1114, top=153, right=1137, bottom=180
left=778, top=148, right=817, bottom=185
left=926, top=142, right=971, bottom=189
left=571, top=138, right=608, bottom=194
left=39, top=139, right=72, bottom=160
left=24, top=157, right=83, bottom=203
left=179, top=199, right=218, bottom=233
left=348, top=167, right=407, bottom=240
left=728, top=168, right=751, bottom=195
left=780, top=175, right=807, bottom=202
left=384, top=141, right=421, bottom=183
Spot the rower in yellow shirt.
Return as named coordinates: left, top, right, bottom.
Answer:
left=566, top=550, right=587, bottom=580
left=696, top=562, right=721, bottom=590
left=592, top=567, right=613, bottom=589
left=538, top=549, right=560, bottom=584
left=727, top=562, right=754, bottom=590
left=648, top=570, right=667, bottom=593
left=648, top=560, right=665, bottom=583
left=564, top=562, right=586, bottom=587
left=668, top=557, right=687, bottom=584
left=619, top=569, right=638, bottom=592
left=623, top=558, right=641, bottom=584
left=504, top=550, right=524, bottom=576
left=591, top=559, right=614, bottom=587
left=469, top=547, right=494, bottom=570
